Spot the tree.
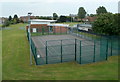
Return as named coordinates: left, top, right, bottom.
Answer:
left=89, top=14, right=96, bottom=17
left=66, top=16, right=73, bottom=22
left=57, top=16, right=66, bottom=22
left=92, top=13, right=120, bottom=35
left=53, top=13, right=58, bottom=20
left=13, top=14, right=18, bottom=19
left=8, top=16, right=12, bottom=21
left=78, top=7, right=86, bottom=20
left=113, top=14, right=120, bottom=35
left=2, top=19, right=10, bottom=27
left=13, top=14, right=19, bottom=23
left=96, top=6, right=107, bottom=15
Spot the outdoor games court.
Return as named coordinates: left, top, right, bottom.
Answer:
left=31, top=34, right=106, bottom=65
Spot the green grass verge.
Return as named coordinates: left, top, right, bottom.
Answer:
left=2, top=23, right=119, bottom=80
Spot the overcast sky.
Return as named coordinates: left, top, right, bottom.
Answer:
left=0, top=0, right=119, bottom=17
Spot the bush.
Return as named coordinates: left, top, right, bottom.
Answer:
left=92, top=13, right=120, bottom=35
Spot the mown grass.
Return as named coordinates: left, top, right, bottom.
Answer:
left=2, top=23, right=119, bottom=80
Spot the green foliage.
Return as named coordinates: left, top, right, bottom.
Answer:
left=113, top=13, right=120, bottom=35
left=89, top=14, right=96, bottom=17
left=2, top=19, right=10, bottom=27
left=13, top=14, right=19, bottom=23
left=57, top=15, right=67, bottom=22
left=92, top=13, right=120, bottom=35
left=53, top=13, right=58, bottom=20
left=96, top=6, right=107, bottom=15
left=57, top=16, right=74, bottom=22
left=78, top=7, right=86, bottom=19
left=8, top=16, right=12, bottom=21
left=38, top=16, right=52, bottom=20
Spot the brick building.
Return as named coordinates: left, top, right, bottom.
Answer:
left=26, top=19, right=69, bottom=33
left=20, top=16, right=36, bottom=23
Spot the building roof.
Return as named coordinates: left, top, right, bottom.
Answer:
left=48, top=24, right=69, bottom=27
left=77, top=24, right=92, bottom=28
left=87, top=16, right=97, bottom=22
left=29, top=19, right=57, bottom=22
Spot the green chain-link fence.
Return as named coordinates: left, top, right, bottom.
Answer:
left=27, top=27, right=119, bottom=65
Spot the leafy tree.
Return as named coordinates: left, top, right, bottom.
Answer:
left=13, top=14, right=18, bottom=19
left=13, top=14, right=19, bottom=23
left=53, top=13, right=58, bottom=20
left=66, top=16, right=73, bottom=22
left=78, top=7, right=86, bottom=20
left=89, top=14, right=96, bottom=17
left=92, top=13, right=120, bottom=35
left=57, top=16, right=67, bottom=22
left=96, top=6, right=107, bottom=15
left=113, top=14, right=120, bottom=35
left=8, top=16, right=12, bottom=21
left=2, top=19, right=10, bottom=27
left=39, top=16, right=52, bottom=20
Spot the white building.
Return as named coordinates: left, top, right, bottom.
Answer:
left=29, top=19, right=56, bottom=24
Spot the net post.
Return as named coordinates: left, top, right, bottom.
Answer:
left=106, top=39, right=108, bottom=60
left=93, top=40, right=96, bottom=62
left=61, top=40, right=63, bottom=63
left=75, top=39, right=77, bottom=61
left=46, top=41, right=48, bottom=64
left=79, top=40, right=81, bottom=64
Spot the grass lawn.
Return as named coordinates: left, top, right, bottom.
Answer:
left=2, top=23, right=119, bottom=80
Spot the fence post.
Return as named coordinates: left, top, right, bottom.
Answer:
left=61, top=40, right=63, bottom=63
left=93, top=40, right=96, bottom=62
left=54, top=26, right=56, bottom=35
left=42, top=27, right=44, bottom=35
left=75, top=39, right=77, bottom=61
left=46, top=41, right=48, bottom=64
left=79, top=41, right=81, bottom=64
left=60, top=27, right=61, bottom=34
left=35, top=47, right=38, bottom=65
left=111, top=39, right=113, bottom=56
left=66, top=28, right=67, bottom=34
left=106, top=39, right=108, bottom=60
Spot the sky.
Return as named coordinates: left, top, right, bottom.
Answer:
left=0, top=0, right=119, bottom=17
